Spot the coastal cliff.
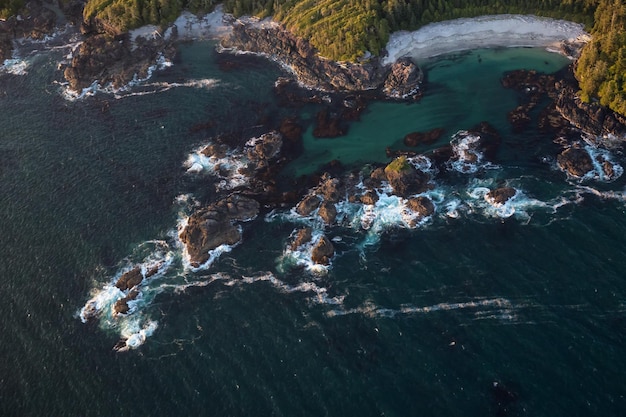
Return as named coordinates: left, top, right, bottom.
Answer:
left=220, top=19, right=423, bottom=99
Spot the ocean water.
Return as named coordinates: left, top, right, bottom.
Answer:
left=1, top=39, right=625, bottom=417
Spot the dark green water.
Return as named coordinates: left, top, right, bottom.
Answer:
left=1, top=41, right=625, bottom=417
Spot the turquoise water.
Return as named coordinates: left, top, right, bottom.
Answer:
left=289, top=48, right=571, bottom=176
left=1, top=40, right=625, bottom=417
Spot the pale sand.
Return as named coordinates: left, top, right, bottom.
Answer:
left=382, top=14, right=590, bottom=65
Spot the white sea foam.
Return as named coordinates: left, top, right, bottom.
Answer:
left=60, top=54, right=174, bottom=101
left=447, top=130, right=498, bottom=174
left=182, top=242, right=237, bottom=272
left=240, top=272, right=344, bottom=305
left=116, top=320, right=158, bottom=352
left=583, top=145, right=623, bottom=182
left=183, top=144, right=249, bottom=190
left=383, top=14, right=589, bottom=64
left=1, top=58, right=30, bottom=75
left=327, top=297, right=516, bottom=320
left=278, top=228, right=331, bottom=275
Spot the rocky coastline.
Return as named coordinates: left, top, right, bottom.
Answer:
left=4, top=3, right=626, bottom=272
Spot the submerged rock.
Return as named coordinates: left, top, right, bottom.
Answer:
left=179, top=194, right=259, bottom=267
left=311, top=235, right=335, bottom=265
left=404, top=128, right=445, bottom=147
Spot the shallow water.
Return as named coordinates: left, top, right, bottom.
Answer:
left=1, top=41, right=625, bottom=417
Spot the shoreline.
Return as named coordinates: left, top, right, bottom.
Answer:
left=382, top=14, right=590, bottom=64
left=129, top=10, right=590, bottom=66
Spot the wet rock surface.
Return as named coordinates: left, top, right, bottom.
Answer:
left=221, top=21, right=422, bottom=99
left=557, top=147, right=594, bottom=178
left=178, top=194, right=259, bottom=267
left=311, top=235, right=334, bottom=265
left=485, top=187, right=517, bottom=206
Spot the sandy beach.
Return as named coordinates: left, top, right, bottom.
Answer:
left=127, top=10, right=590, bottom=66
left=382, top=14, right=590, bottom=64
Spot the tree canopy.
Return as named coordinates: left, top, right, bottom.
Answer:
left=575, top=0, right=626, bottom=115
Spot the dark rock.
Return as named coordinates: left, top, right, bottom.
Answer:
left=178, top=195, right=259, bottom=267
left=290, top=227, right=312, bottom=250
left=557, top=147, right=593, bottom=177
left=360, top=190, right=379, bottom=205
left=507, top=105, right=533, bottom=133
left=406, top=196, right=435, bottom=217
left=296, top=194, right=322, bottom=216
left=315, top=174, right=342, bottom=203
left=384, top=156, right=428, bottom=197
left=382, top=57, right=423, bottom=99
left=246, top=131, right=282, bottom=169
left=404, top=128, right=445, bottom=147
left=115, top=267, right=143, bottom=291
left=485, top=187, right=517, bottom=206
left=318, top=201, right=337, bottom=225
left=114, top=289, right=139, bottom=315
left=201, top=143, right=229, bottom=159
left=311, top=235, right=334, bottom=265
left=279, top=117, right=303, bottom=142
left=221, top=21, right=422, bottom=99
left=313, top=108, right=346, bottom=138
left=63, top=32, right=175, bottom=92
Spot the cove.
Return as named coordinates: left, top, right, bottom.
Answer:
left=286, top=47, right=572, bottom=177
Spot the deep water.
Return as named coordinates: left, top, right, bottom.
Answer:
left=1, top=41, right=625, bottom=417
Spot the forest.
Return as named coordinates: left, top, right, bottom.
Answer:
left=575, top=0, right=626, bottom=116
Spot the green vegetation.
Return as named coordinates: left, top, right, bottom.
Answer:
left=385, top=155, right=411, bottom=173
left=0, top=0, right=24, bottom=20
left=83, top=0, right=218, bottom=32
left=222, top=0, right=598, bottom=61
left=576, top=0, right=626, bottom=115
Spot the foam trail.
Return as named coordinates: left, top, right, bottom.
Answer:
left=327, top=297, right=515, bottom=320
left=239, top=272, right=345, bottom=305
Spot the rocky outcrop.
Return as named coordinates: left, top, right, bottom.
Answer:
left=290, top=227, right=312, bottom=250
left=485, top=187, right=517, bottom=206
left=296, top=194, right=321, bottom=216
left=382, top=57, right=423, bottom=99
left=0, top=0, right=58, bottom=61
left=115, top=267, right=143, bottom=291
left=318, top=201, right=337, bottom=225
left=221, top=21, right=422, bottom=99
left=178, top=194, right=259, bottom=267
left=246, top=131, right=283, bottom=170
left=556, top=89, right=626, bottom=138
left=502, top=66, right=626, bottom=139
left=406, top=196, right=435, bottom=217
left=384, top=156, right=429, bottom=197
left=556, top=147, right=593, bottom=178
left=63, top=32, right=175, bottom=92
left=311, top=235, right=334, bottom=265
left=114, top=289, right=139, bottom=315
